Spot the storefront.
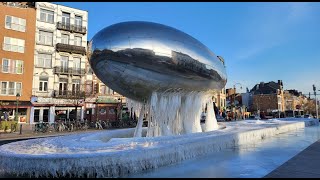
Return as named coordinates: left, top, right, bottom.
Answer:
left=89, top=96, right=120, bottom=122
left=0, top=101, right=32, bottom=123
left=31, top=97, right=84, bottom=123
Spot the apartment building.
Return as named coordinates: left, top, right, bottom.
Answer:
left=0, top=2, right=36, bottom=123
left=213, top=87, right=226, bottom=111
left=251, top=80, right=285, bottom=113
left=30, top=2, right=88, bottom=123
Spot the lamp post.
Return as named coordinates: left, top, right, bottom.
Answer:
left=313, top=85, right=318, bottom=119
left=15, top=93, right=20, bottom=122
left=233, top=83, right=242, bottom=120
left=118, top=97, right=122, bottom=121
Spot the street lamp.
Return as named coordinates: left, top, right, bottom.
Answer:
left=15, top=93, right=20, bottom=122
left=313, top=85, right=318, bottom=119
left=233, top=83, right=242, bottom=120
left=118, top=97, right=122, bottom=121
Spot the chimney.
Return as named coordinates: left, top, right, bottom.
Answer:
left=278, top=80, right=283, bottom=90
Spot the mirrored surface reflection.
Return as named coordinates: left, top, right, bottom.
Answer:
left=124, top=126, right=320, bottom=178
left=90, top=21, right=227, bottom=101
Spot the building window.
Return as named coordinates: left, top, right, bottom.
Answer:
left=40, top=9, right=54, bottom=23
left=87, top=66, right=93, bottom=75
left=34, top=109, right=40, bottom=123
left=85, top=80, right=92, bottom=95
left=39, top=73, right=48, bottom=92
left=15, top=60, right=23, bottom=74
left=38, top=31, right=53, bottom=46
left=75, top=15, right=82, bottom=27
left=62, top=12, right=70, bottom=25
left=72, top=79, right=80, bottom=96
left=37, top=54, right=52, bottom=68
left=2, top=59, right=9, bottom=73
left=61, top=34, right=69, bottom=44
left=43, top=109, right=49, bottom=122
left=100, top=84, right=106, bottom=94
left=3, top=37, right=25, bottom=53
left=5, top=15, right=26, bottom=32
left=74, top=36, right=82, bottom=46
left=0, top=81, right=22, bottom=95
left=1, top=58, right=24, bottom=74
left=107, top=86, right=114, bottom=95
left=60, top=56, right=69, bottom=72
left=59, top=78, right=68, bottom=95
left=73, top=57, right=81, bottom=72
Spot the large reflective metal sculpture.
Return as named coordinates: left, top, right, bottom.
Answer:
left=89, top=21, right=227, bottom=102
left=90, top=21, right=227, bottom=137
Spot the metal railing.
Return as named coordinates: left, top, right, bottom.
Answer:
left=56, top=43, right=86, bottom=55
left=54, top=90, right=85, bottom=98
left=56, top=22, right=87, bottom=34
left=53, top=66, right=86, bottom=75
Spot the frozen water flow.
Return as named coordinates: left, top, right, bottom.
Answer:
left=134, top=105, right=145, bottom=137
left=204, top=98, right=219, bottom=131
left=128, top=91, right=219, bottom=137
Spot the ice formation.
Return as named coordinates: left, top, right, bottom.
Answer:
left=128, top=91, right=219, bottom=137
left=0, top=118, right=317, bottom=178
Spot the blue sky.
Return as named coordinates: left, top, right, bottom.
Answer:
left=56, top=2, right=320, bottom=95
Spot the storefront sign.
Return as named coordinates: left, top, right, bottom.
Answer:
left=0, top=101, right=32, bottom=108
left=96, top=96, right=118, bottom=103
left=86, top=103, right=95, bottom=108
left=34, top=97, right=84, bottom=106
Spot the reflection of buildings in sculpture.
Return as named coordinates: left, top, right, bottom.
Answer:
left=31, top=2, right=88, bottom=124
left=0, top=2, right=36, bottom=124
left=86, top=42, right=126, bottom=122
left=92, top=47, right=223, bottom=82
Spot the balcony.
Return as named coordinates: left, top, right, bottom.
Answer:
left=54, top=90, right=86, bottom=99
left=54, top=66, right=86, bottom=76
left=56, top=22, right=87, bottom=34
left=56, top=43, right=86, bottom=55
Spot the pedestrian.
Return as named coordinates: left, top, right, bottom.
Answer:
left=4, top=111, right=8, bottom=121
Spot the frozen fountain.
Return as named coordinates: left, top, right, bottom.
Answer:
left=0, top=21, right=317, bottom=178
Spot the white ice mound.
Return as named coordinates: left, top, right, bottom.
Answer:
left=0, top=118, right=317, bottom=178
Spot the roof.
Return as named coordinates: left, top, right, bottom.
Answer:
left=250, top=81, right=281, bottom=95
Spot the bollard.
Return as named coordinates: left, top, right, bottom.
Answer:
left=19, top=124, right=22, bottom=135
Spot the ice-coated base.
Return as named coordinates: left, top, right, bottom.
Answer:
left=128, top=91, right=220, bottom=137
left=0, top=118, right=317, bottom=178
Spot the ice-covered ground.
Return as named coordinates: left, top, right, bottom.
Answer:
left=0, top=118, right=318, bottom=178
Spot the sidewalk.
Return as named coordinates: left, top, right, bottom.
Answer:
left=264, top=140, right=320, bottom=178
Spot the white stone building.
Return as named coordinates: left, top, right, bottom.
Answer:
left=31, top=2, right=88, bottom=124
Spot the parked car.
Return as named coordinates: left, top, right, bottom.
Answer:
left=303, top=114, right=313, bottom=119
left=248, top=115, right=261, bottom=120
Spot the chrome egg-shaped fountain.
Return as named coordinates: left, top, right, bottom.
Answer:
left=89, top=21, right=227, bottom=102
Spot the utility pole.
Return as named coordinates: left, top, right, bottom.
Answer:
left=313, top=84, right=318, bottom=119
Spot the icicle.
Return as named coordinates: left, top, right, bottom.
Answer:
left=133, top=105, right=145, bottom=137
left=204, top=98, right=219, bottom=132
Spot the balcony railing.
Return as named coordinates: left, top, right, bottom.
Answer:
left=54, top=90, right=86, bottom=99
left=56, top=43, right=86, bottom=55
left=54, top=66, right=86, bottom=76
left=56, top=22, right=87, bottom=34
